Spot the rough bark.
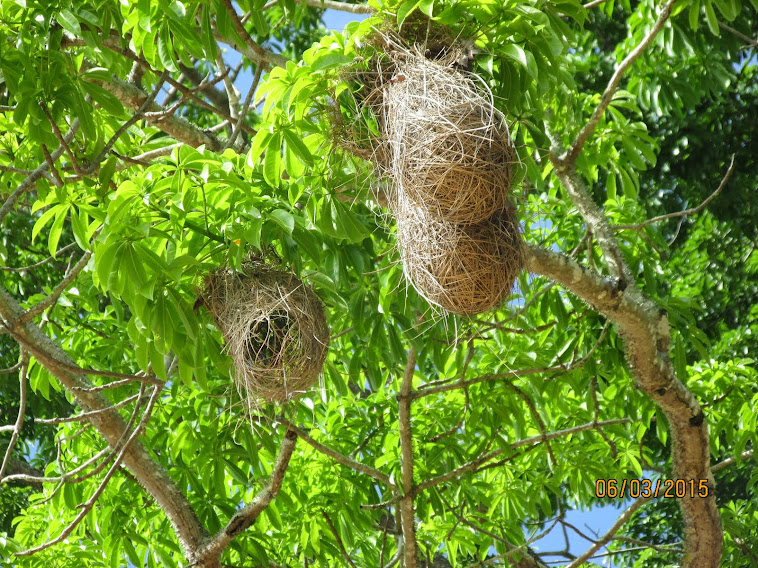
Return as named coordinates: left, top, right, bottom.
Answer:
left=524, top=243, right=722, bottom=567
left=0, top=287, right=208, bottom=559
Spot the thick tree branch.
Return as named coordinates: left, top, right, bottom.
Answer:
left=306, top=0, right=374, bottom=14
left=88, top=76, right=224, bottom=151
left=398, top=347, right=417, bottom=568
left=0, top=286, right=207, bottom=558
left=563, top=0, right=678, bottom=164
left=524, top=242, right=721, bottom=568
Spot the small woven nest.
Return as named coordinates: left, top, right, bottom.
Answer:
left=383, top=53, right=516, bottom=224
left=395, top=198, right=523, bottom=316
left=203, top=266, right=329, bottom=404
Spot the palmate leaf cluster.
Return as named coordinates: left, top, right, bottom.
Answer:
left=0, top=0, right=756, bottom=567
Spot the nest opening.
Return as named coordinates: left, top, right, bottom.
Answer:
left=203, top=266, right=329, bottom=404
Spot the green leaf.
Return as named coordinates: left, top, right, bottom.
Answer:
left=57, top=9, right=81, bottom=36
left=397, top=1, right=420, bottom=27
left=703, top=0, right=720, bottom=35
left=263, top=134, right=282, bottom=186
left=32, top=205, right=62, bottom=243
left=689, top=0, right=700, bottom=31
left=282, top=128, right=314, bottom=165
left=418, top=0, right=434, bottom=17
left=269, top=209, right=295, bottom=234
left=310, top=52, right=353, bottom=73
left=503, top=44, right=529, bottom=73
left=159, top=25, right=179, bottom=73
left=202, top=7, right=218, bottom=61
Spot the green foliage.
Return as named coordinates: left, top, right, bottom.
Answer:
left=0, top=0, right=756, bottom=566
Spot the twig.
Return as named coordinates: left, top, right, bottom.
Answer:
left=0, top=164, right=35, bottom=175
left=398, top=346, right=417, bottom=568
left=35, top=393, right=141, bottom=425
left=40, top=144, right=64, bottom=187
left=19, top=249, right=93, bottom=323
left=506, top=382, right=557, bottom=467
left=0, top=242, right=77, bottom=272
left=564, top=0, right=678, bottom=164
left=615, top=156, right=735, bottom=231
left=218, top=0, right=288, bottom=68
left=39, top=103, right=83, bottom=176
left=1, top=446, right=110, bottom=485
left=564, top=497, right=649, bottom=568
left=0, top=353, right=28, bottom=481
left=200, top=430, right=297, bottom=560
left=283, top=421, right=393, bottom=486
left=718, top=21, right=758, bottom=47
left=321, top=510, right=358, bottom=568
left=583, top=0, right=612, bottom=8
left=16, top=384, right=160, bottom=556
left=215, top=52, right=240, bottom=121
left=712, top=449, right=754, bottom=473
left=0, top=362, right=21, bottom=374
left=223, top=64, right=263, bottom=151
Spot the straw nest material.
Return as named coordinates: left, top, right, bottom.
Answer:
left=383, top=53, right=516, bottom=224
left=203, top=266, right=329, bottom=403
left=335, top=30, right=516, bottom=224
left=395, top=198, right=523, bottom=316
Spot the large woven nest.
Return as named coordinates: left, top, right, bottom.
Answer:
left=203, top=266, right=329, bottom=404
left=335, top=29, right=516, bottom=224
left=395, top=199, right=523, bottom=316
left=384, top=53, right=516, bottom=224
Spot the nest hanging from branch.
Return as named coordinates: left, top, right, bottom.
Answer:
left=203, top=265, right=329, bottom=404
left=395, top=199, right=524, bottom=316
left=335, top=31, right=516, bottom=224
left=383, top=53, right=516, bottom=224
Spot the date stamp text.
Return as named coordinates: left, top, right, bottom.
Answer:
left=595, top=478, right=711, bottom=499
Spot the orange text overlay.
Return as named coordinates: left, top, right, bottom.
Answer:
left=595, top=478, right=711, bottom=499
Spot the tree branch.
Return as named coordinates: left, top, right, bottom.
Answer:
left=218, top=0, right=288, bottom=69
left=615, top=156, right=735, bottom=231
left=199, top=430, right=297, bottom=562
left=321, top=510, right=358, bottom=568
left=0, top=353, right=28, bottom=481
left=0, top=119, right=79, bottom=226
left=398, top=347, right=417, bottom=568
left=712, top=449, right=754, bottom=473
left=524, top=242, right=721, bottom=568
left=0, top=286, right=207, bottom=557
left=305, top=0, right=374, bottom=14
left=564, top=497, right=649, bottom=568
left=16, top=385, right=161, bottom=556
left=87, top=75, right=224, bottom=151
left=284, top=421, right=393, bottom=486
left=563, top=0, right=678, bottom=164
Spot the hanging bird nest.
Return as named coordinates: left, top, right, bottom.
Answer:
left=202, top=265, right=329, bottom=404
left=395, top=198, right=524, bottom=316
left=334, top=28, right=516, bottom=223
left=383, top=52, right=516, bottom=224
